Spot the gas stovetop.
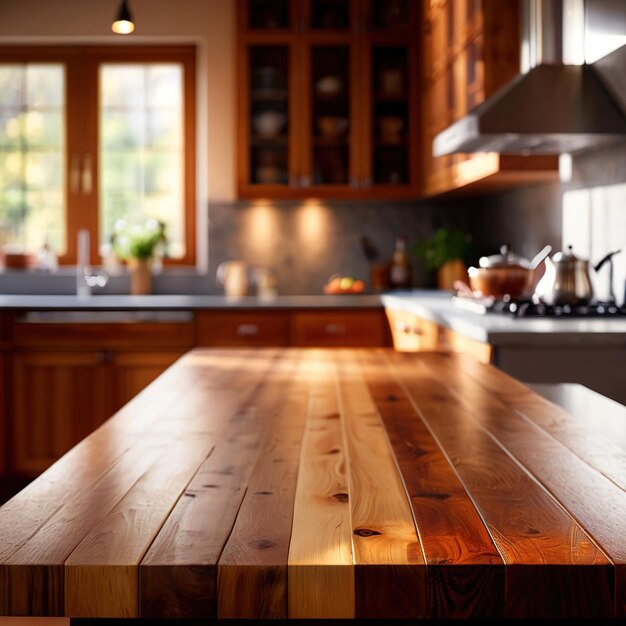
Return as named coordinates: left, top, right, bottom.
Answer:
left=453, top=296, right=626, bottom=318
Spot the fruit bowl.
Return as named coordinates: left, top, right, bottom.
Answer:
left=324, top=275, right=366, bottom=295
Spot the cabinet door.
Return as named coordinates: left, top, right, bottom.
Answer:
left=361, top=40, right=419, bottom=195
left=238, top=40, right=300, bottom=196
left=12, top=352, right=110, bottom=476
left=110, top=351, right=182, bottom=413
left=300, top=40, right=360, bottom=193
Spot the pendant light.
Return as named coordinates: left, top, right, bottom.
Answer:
left=112, top=0, right=135, bottom=34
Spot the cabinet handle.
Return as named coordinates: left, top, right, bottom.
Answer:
left=395, top=322, right=423, bottom=336
left=82, top=154, right=93, bottom=194
left=236, top=324, right=260, bottom=336
left=95, top=350, right=114, bottom=364
left=325, top=323, right=347, bottom=336
left=70, top=156, right=81, bottom=193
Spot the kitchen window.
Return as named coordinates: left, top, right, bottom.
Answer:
left=0, top=46, right=196, bottom=265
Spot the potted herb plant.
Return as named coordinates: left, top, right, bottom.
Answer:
left=413, top=228, right=472, bottom=290
left=114, top=219, right=163, bottom=295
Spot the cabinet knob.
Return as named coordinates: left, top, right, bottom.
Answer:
left=325, top=323, right=347, bottom=336
left=395, top=322, right=423, bottom=336
left=236, top=324, right=259, bottom=336
left=95, top=350, right=114, bottom=364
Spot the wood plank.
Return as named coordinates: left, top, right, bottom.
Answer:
left=139, top=351, right=302, bottom=618
left=358, top=349, right=504, bottom=618
left=287, top=350, right=354, bottom=619
left=64, top=435, right=214, bottom=618
left=217, top=353, right=309, bottom=619
left=335, top=350, right=426, bottom=619
left=388, top=352, right=614, bottom=619
left=449, top=355, right=626, bottom=617
left=2, top=442, right=164, bottom=616
left=455, top=355, right=626, bottom=488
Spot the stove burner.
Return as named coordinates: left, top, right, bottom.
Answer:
left=493, top=299, right=626, bottom=318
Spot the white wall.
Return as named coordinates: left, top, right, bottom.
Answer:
left=0, top=0, right=238, bottom=269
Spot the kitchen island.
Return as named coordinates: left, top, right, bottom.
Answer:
left=0, top=348, right=623, bottom=620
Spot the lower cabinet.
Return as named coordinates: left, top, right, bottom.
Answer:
left=386, top=308, right=492, bottom=364
left=9, top=316, right=193, bottom=477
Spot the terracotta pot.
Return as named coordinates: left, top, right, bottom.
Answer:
left=129, top=258, right=152, bottom=295
left=437, top=259, right=467, bottom=290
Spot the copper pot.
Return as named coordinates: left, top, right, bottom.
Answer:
left=467, top=245, right=549, bottom=298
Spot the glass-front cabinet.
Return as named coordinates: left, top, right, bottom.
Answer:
left=237, top=0, right=419, bottom=199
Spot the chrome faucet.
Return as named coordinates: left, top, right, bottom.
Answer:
left=76, top=229, right=109, bottom=297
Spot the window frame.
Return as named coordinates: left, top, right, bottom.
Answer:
left=0, top=45, right=196, bottom=266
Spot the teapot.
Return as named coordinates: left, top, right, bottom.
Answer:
left=216, top=260, right=249, bottom=298
left=534, top=245, right=594, bottom=305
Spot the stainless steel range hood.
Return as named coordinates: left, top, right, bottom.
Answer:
left=433, top=0, right=626, bottom=157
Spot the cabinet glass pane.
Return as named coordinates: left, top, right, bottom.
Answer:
left=0, top=63, right=66, bottom=255
left=311, top=46, right=349, bottom=185
left=310, top=0, right=349, bottom=30
left=371, top=47, right=408, bottom=185
left=371, top=0, right=409, bottom=31
left=249, top=46, right=289, bottom=185
left=248, top=0, right=291, bottom=29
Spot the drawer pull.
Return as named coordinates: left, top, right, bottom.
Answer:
left=325, top=323, right=347, bottom=336
left=395, top=322, right=423, bottom=336
left=236, top=324, right=259, bottom=336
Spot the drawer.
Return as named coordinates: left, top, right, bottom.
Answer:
left=291, top=310, right=386, bottom=347
left=195, top=311, right=290, bottom=347
left=386, top=308, right=442, bottom=352
left=13, top=318, right=194, bottom=350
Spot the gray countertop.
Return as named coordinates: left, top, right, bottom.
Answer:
left=0, top=293, right=384, bottom=311
left=381, top=293, right=626, bottom=346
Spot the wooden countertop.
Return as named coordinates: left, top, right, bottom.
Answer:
left=0, top=348, right=624, bottom=620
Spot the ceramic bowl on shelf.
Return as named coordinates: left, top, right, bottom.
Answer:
left=317, top=116, right=349, bottom=139
left=379, top=116, right=404, bottom=139
left=252, top=111, right=287, bottom=138
left=315, top=75, right=342, bottom=95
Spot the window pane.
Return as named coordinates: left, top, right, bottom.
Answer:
left=99, top=63, right=185, bottom=258
left=0, top=64, right=66, bottom=254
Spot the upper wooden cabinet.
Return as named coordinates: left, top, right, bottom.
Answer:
left=421, top=0, right=559, bottom=197
left=237, top=0, right=420, bottom=199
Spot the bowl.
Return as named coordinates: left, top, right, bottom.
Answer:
left=253, top=111, right=287, bottom=138
left=317, top=116, right=349, bottom=139
left=316, top=75, right=342, bottom=95
left=379, top=116, right=404, bottom=139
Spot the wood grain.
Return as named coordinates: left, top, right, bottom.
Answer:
left=217, top=353, right=308, bottom=618
left=65, top=435, right=214, bottom=618
left=287, top=351, right=354, bottom=618
left=388, top=352, right=613, bottom=619
left=358, top=350, right=504, bottom=618
left=450, top=355, right=626, bottom=617
left=335, top=350, right=426, bottom=618
left=139, top=351, right=301, bottom=618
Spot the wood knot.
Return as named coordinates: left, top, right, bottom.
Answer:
left=386, top=394, right=398, bottom=402
left=354, top=528, right=381, bottom=537
left=202, top=484, right=219, bottom=489
left=184, top=491, right=196, bottom=498
left=331, top=492, right=349, bottom=502
left=254, top=491, right=273, bottom=496
left=249, top=539, right=277, bottom=550
left=327, top=448, right=341, bottom=455
left=526, top=527, right=540, bottom=535
left=272, top=458, right=284, bottom=463
left=324, top=412, right=340, bottom=420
